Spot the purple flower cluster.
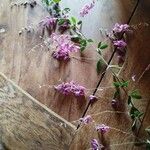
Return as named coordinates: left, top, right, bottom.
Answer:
left=113, top=23, right=130, bottom=34
left=55, top=81, right=85, bottom=97
left=95, top=124, right=110, bottom=134
left=80, top=0, right=95, bottom=17
left=51, top=33, right=80, bottom=60
left=80, top=115, right=92, bottom=124
left=113, top=40, right=127, bottom=50
left=108, top=23, right=130, bottom=40
left=107, top=23, right=131, bottom=66
left=39, top=16, right=57, bottom=35
left=91, top=139, right=102, bottom=150
left=113, top=39, right=127, bottom=66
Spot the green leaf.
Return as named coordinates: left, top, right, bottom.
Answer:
left=98, top=42, right=101, bottom=48
left=77, top=20, right=82, bottom=25
left=53, top=0, right=61, bottom=3
left=130, top=106, right=143, bottom=119
left=80, top=39, right=87, bottom=47
left=97, top=59, right=102, bottom=74
left=71, top=35, right=81, bottom=43
left=113, top=81, right=129, bottom=88
left=113, top=82, right=120, bottom=88
left=128, top=96, right=132, bottom=106
left=80, top=46, right=86, bottom=52
left=42, top=0, right=51, bottom=6
left=71, top=16, right=77, bottom=25
left=100, top=44, right=108, bottom=49
left=131, top=90, right=142, bottom=99
left=58, top=18, right=65, bottom=25
left=87, top=39, right=93, bottom=43
left=80, top=39, right=87, bottom=52
left=63, top=8, right=70, bottom=13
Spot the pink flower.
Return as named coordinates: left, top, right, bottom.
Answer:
left=80, top=0, right=95, bottom=17
left=51, top=33, right=80, bottom=60
left=55, top=81, right=85, bottom=97
left=80, top=115, right=92, bottom=124
left=91, top=139, right=102, bottom=150
left=113, top=23, right=130, bottom=34
left=95, top=124, right=110, bottom=134
left=39, top=16, right=57, bottom=33
left=113, top=40, right=127, bottom=50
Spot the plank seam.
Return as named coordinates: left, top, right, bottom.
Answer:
left=77, top=0, right=140, bottom=129
left=0, top=72, right=76, bottom=130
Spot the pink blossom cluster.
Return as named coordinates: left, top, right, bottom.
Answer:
left=107, top=23, right=131, bottom=66
left=108, top=23, right=130, bottom=40
left=51, top=33, right=80, bottom=60
left=80, top=115, right=92, bottom=124
left=113, top=23, right=130, bottom=34
left=39, top=16, right=57, bottom=34
left=91, top=139, right=102, bottom=150
left=80, top=0, right=95, bottom=17
left=113, top=40, right=127, bottom=50
left=95, top=124, right=110, bottom=134
left=54, top=81, right=85, bottom=97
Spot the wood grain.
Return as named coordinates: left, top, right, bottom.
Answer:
left=123, top=0, right=150, bottom=149
left=0, top=0, right=136, bottom=122
left=69, top=1, right=148, bottom=150
left=0, top=72, right=76, bottom=150
left=0, top=0, right=99, bottom=122
left=0, top=0, right=149, bottom=150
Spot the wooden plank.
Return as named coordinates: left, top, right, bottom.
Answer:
left=0, top=0, right=98, bottom=122
left=123, top=0, right=150, bottom=149
left=0, top=0, right=137, bottom=122
left=70, top=71, right=135, bottom=150
left=69, top=1, right=142, bottom=150
left=0, top=72, right=76, bottom=150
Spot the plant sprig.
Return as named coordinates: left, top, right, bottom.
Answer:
left=128, top=90, right=143, bottom=131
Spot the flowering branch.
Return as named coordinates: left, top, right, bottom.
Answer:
left=39, top=0, right=146, bottom=149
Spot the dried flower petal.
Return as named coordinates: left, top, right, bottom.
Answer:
left=95, top=124, right=110, bottom=134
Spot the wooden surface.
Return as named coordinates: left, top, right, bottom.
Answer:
left=0, top=0, right=150, bottom=149
left=0, top=0, right=136, bottom=122
left=0, top=72, right=75, bottom=150
left=69, top=0, right=150, bottom=150
left=0, top=0, right=98, bottom=122
left=124, top=0, right=150, bottom=149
